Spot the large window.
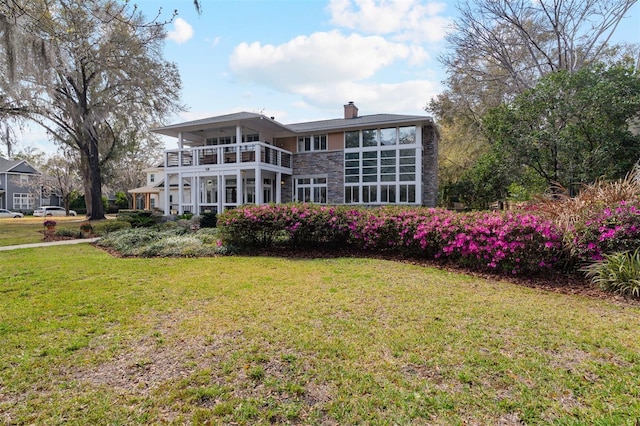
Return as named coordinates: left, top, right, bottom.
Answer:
left=343, top=125, right=419, bottom=205
left=295, top=177, right=327, bottom=203
left=297, top=134, right=327, bottom=152
left=13, top=193, right=34, bottom=210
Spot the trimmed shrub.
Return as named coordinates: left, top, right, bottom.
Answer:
left=200, top=212, right=217, bottom=228
left=91, top=220, right=132, bottom=236
left=582, top=249, right=640, bottom=298
left=217, top=204, right=563, bottom=274
left=569, top=201, right=640, bottom=264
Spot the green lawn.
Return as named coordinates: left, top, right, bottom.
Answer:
left=1, top=245, right=639, bottom=425
left=0, top=217, right=86, bottom=246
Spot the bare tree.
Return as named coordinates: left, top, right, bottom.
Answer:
left=429, top=0, right=638, bottom=191
left=0, top=0, right=183, bottom=219
left=41, top=150, right=83, bottom=214
left=102, top=128, right=164, bottom=208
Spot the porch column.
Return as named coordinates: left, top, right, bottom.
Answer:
left=236, top=170, right=243, bottom=207
left=178, top=172, right=183, bottom=214
left=178, top=131, right=184, bottom=150
left=164, top=173, right=171, bottom=215
left=275, top=172, right=282, bottom=204
left=219, top=174, right=226, bottom=213
left=194, top=175, right=200, bottom=214
left=236, top=125, right=242, bottom=162
left=255, top=167, right=263, bottom=205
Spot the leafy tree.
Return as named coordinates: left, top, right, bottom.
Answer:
left=483, top=61, right=640, bottom=194
left=429, top=0, right=638, bottom=197
left=0, top=0, right=182, bottom=219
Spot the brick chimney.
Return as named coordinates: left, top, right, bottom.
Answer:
left=344, top=101, right=358, bottom=119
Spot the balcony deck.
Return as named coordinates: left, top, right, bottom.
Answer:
left=165, top=142, right=292, bottom=172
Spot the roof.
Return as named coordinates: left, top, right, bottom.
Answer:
left=152, top=111, right=436, bottom=140
left=152, top=112, right=293, bottom=139
left=128, top=185, right=161, bottom=194
left=0, top=157, right=40, bottom=174
left=287, top=114, right=435, bottom=133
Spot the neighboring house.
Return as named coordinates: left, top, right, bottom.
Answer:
left=130, top=102, right=438, bottom=214
left=128, top=164, right=164, bottom=210
left=0, top=157, right=48, bottom=212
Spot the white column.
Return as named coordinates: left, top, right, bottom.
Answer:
left=255, top=167, right=263, bottom=205
left=193, top=176, right=199, bottom=213
left=236, top=170, right=243, bottom=207
left=178, top=173, right=183, bottom=214
left=178, top=131, right=183, bottom=149
left=235, top=125, right=242, bottom=163
left=219, top=174, right=225, bottom=213
left=275, top=172, right=282, bottom=204
left=164, top=173, right=171, bottom=215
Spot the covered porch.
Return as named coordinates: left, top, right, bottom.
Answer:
left=164, top=167, right=292, bottom=215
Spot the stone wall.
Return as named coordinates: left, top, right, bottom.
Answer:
left=292, top=151, right=344, bottom=204
left=421, top=125, right=439, bottom=207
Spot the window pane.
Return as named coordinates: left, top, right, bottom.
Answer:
left=345, top=160, right=359, bottom=168
left=345, top=169, right=359, bottom=175
left=363, top=175, right=377, bottom=182
left=381, top=158, right=395, bottom=166
left=399, top=126, right=416, bottom=144
left=363, top=151, right=377, bottom=159
left=314, top=178, right=327, bottom=184
left=362, top=129, right=377, bottom=147
left=345, top=176, right=359, bottom=183
left=381, top=175, right=396, bottom=182
left=400, top=149, right=415, bottom=157
left=363, top=167, right=377, bottom=175
left=400, top=173, right=415, bottom=181
left=399, top=157, right=415, bottom=165
left=381, top=166, right=396, bottom=174
left=362, top=159, right=377, bottom=167
left=345, top=131, right=359, bottom=148
left=381, top=150, right=396, bottom=158
left=345, top=152, right=359, bottom=160
left=399, top=165, right=415, bottom=173
left=380, top=128, right=397, bottom=146
left=408, top=185, right=416, bottom=203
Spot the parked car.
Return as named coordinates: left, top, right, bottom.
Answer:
left=33, top=206, right=77, bottom=217
left=0, top=208, right=24, bottom=218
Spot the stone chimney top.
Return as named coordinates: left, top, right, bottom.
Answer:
left=344, top=101, right=358, bottom=119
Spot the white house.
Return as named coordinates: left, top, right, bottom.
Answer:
left=130, top=103, right=438, bottom=214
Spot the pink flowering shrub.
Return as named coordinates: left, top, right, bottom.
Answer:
left=218, top=204, right=563, bottom=274
left=569, top=201, right=640, bottom=264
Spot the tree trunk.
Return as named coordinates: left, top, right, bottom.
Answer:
left=80, top=135, right=105, bottom=220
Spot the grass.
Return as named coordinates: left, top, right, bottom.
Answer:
left=0, top=216, right=102, bottom=246
left=0, top=217, right=79, bottom=246
left=1, top=244, right=640, bottom=424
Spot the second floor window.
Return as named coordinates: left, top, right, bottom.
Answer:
left=297, top=134, right=327, bottom=152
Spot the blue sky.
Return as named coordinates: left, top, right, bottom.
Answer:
left=19, top=0, right=640, bottom=153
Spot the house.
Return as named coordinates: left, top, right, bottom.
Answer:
left=0, top=157, right=46, bottom=212
left=130, top=103, right=438, bottom=214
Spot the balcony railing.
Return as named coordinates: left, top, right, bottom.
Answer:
left=165, top=142, right=292, bottom=170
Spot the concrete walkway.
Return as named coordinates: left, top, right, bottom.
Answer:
left=0, top=238, right=100, bottom=251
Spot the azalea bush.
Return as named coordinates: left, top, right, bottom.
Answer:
left=568, top=201, right=640, bottom=264
left=218, top=204, right=563, bottom=274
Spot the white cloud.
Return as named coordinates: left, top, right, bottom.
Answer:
left=292, top=80, right=441, bottom=115
left=167, top=18, right=194, bottom=44
left=230, top=30, right=426, bottom=91
left=328, top=0, right=451, bottom=43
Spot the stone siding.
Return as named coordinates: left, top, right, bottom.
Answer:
left=421, top=125, right=439, bottom=207
left=292, top=151, right=344, bottom=204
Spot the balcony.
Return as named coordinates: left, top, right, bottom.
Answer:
left=165, top=142, right=292, bottom=171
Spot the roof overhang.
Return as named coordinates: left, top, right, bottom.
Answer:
left=152, top=112, right=295, bottom=143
